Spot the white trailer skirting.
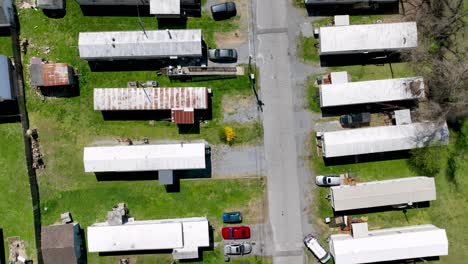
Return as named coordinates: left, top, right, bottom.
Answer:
left=330, top=176, right=436, bottom=211
left=83, top=143, right=206, bottom=172
left=330, top=224, right=448, bottom=264
left=319, top=76, right=425, bottom=107
left=319, top=22, right=417, bottom=55
left=321, top=122, right=449, bottom=158
left=79, top=29, right=202, bottom=60
left=87, top=217, right=210, bottom=260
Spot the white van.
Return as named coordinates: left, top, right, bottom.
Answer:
left=304, top=234, right=331, bottom=263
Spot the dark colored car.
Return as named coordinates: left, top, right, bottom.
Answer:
left=223, top=212, right=242, bottom=223
left=340, top=112, right=371, bottom=128
left=211, top=2, right=237, bottom=21
left=222, top=226, right=251, bottom=239
left=208, top=49, right=238, bottom=63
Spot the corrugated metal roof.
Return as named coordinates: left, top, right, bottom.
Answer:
left=172, top=108, right=194, bottom=124
left=83, top=143, right=206, bottom=172
left=0, top=55, right=13, bottom=101
left=30, top=63, right=73, bottom=87
left=330, top=225, right=448, bottom=264
left=150, top=0, right=180, bottom=15
left=87, top=217, right=210, bottom=260
left=320, top=76, right=425, bottom=107
left=322, top=122, right=449, bottom=158
left=319, top=22, right=417, bottom=55
left=330, top=176, right=436, bottom=211
left=94, top=87, right=208, bottom=111
left=79, top=29, right=202, bottom=60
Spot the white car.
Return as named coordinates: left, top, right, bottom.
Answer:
left=315, top=174, right=341, bottom=186
left=224, top=243, right=252, bottom=255
left=304, top=234, right=331, bottom=263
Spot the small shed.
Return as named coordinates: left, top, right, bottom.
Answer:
left=319, top=75, right=425, bottom=107
left=150, top=0, right=180, bottom=16
left=319, top=22, right=418, bottom=55
left=30, top=62, right=75, bottom=87
left=0, top=55, right=14, bottom=102
left=329, top=176, right=436, bottom=211
left=41, top=223, right=83, bottom=264
left=83, top=143, right=207, bottom=173
left=87, top=217, right=210, bottom=260
left=329, top=224, right=448, bottom=264
left=78, top=29, right=203, bottom=61
left=37, top=0, right=64, bottom=10
left=319, top=122, right=449, bottom=158
left=0, top=0, right=13, bottom=28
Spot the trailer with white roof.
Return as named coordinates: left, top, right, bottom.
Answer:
left=78, top=29, right=202, bottom=61
left=319, top=74, right=425, bottom=108
left=317, top=122, right=449, bottom=158
left=329, top=176, right=436, bottom=211
left=319, top=22, right=417, bottom=55
left=87, top=217, right=210, bottom=260
left=329, top=223, right=448, bottom=264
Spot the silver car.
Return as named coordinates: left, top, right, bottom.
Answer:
left=224, top=243, right=252, bottom=255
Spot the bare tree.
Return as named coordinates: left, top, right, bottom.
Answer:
left=402, top=0, right=468, bottom=120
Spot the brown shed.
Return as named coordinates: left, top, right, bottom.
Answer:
left=41, top=224, right=83, bottom=264
left=30, top=63, right=75, bottom=87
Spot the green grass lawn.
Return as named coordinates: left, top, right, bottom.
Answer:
left=311, top=120, right=468, bottom=263
left=0, top=123, right=36, bottom=260
left=41, top=178, right=266, bottom=263
left=0, top=2, right=267, bottom=263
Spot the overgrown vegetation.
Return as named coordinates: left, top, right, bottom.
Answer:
left=0, top=123, right=36, bottom=260
left=403, top=0, right=468, bottom=120
left=297, top=33, right=320, bottom=64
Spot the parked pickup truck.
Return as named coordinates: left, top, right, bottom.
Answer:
left=340, top=112, right=371, bottom=128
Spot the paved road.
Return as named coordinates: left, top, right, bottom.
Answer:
left=254, top=1, right=325, bottom=263
left=255, top=0, right=305, bottom=263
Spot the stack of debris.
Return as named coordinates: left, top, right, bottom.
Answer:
left=107, top=203, right=130, bottom=226
left=7, top=237, right=31, bottom=264
left=27, top=128, right=45, bottom=169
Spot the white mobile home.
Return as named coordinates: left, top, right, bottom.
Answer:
left=78, top=29, right=202, bottom=61
left=83, top=143, right=206, bottom=173
left=319, top=122, right=449, bottom=158
left=330, top=176, right=436, bottom=211
left=319, top=75, right=425, bottom=107
left=94, top=87, right=209, bottom=111
left=330, top=224, right=448, bottom=264
left=87, top=217, right=210, bottom=260
left=319, top=22, right=417, bottom=55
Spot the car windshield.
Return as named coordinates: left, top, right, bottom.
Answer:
left=327, top=178, right=331, bottom=184
left=229, top=229, right=234, bottom=237
left=241, top=229, right=245, bottom=236
left=323, top=178, right=327, bottom=184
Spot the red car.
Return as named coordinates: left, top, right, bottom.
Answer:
left=222, top=226, right=251, bottom=239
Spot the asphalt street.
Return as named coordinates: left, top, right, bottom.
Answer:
left=254, top=0, right=324, bottom=263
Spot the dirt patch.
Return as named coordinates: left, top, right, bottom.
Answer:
left=19, top=0, right=36, bottom=9
left=223, top=94, right=257, bottom=123
left=208, top=0, right=250, bottom=46
left=214, top=30, right=248, bottom=47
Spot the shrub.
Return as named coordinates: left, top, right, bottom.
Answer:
left=223, top=126, right=235, bottom=145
